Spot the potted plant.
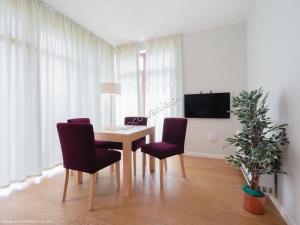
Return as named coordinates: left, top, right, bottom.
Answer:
left=224, top=88, right=289, bottom=215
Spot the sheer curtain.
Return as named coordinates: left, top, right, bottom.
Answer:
left=0, top=0, right=113, bottom=187
left=39, top=8, right=114, bottom=168
left=145, top=35, right=183, bottom=140
left=0, top=0, right=42, bottom=187
left=115, top=43, right=140, bottom=125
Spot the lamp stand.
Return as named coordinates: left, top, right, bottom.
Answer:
left=110, top=94, right=113, bottom=127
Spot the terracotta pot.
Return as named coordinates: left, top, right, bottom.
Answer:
left=243, top=192, right=266, bottom=215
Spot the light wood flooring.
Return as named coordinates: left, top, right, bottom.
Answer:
left=0, top=155, right=286, bottom=225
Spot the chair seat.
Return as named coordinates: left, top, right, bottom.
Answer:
left=95, top=140, right=113, bottom=148
left=108, top=137, right=146, bottom=152
left=109, top=141, right=123, bottom=150
left=141, top=142, right=183, bottom=159
left=94, top=148, right=121, bottom=173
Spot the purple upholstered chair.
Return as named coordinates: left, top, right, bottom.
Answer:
left=57, top=123, right=121, bottom=211
left=67, top=118, right=112, bottom=149
left=108, top=116, right=147, bottom=175
left=141, top=118, right=188, bottom=188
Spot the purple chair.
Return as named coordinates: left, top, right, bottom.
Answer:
left=57, top=123, right=121, bottom=211
left=141, top=118, right=188, bottom=188
left=109, top=117, right=147, bottom=175
left=67, top=118, right=112, bottom=149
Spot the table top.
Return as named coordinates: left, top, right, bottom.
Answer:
left=94, top=125, right=154, bottom=136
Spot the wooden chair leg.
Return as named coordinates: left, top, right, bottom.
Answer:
left=142, top=153, right=146, bottom=177
left=179, top=154, right=186, bottom=178
left=164, top=159, right=167, bottom=170
left=111, top=164, right=114, bottom=172
left=159, top=160, right=163, bottom=189
left=88, top=174, right=95, bottom=211
left=78, top=171, right=83, bottom=184
left=62, top=169, right=69, bottom=202
left=133, top=152, right=137, bottom=176
left=96, top=172, right=99, bottom=180
left=116, top=161, right=120, bottom=190
left=149, top=156, right=155, bottom=172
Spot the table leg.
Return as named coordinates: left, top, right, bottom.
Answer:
left=149, top=132, right=155, bottom=172
left=123, top=140, right=132, bottom=197
left=78, top=171, right=83, bottom=184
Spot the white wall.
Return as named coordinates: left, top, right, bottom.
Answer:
left=182, top=23, right=246, bottom=157
left=247, top=1, right=300, bottom=224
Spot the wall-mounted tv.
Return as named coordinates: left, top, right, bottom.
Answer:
left=184, top=92, right=230, bottom=118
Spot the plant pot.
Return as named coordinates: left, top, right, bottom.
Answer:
left=243, top=190, right=266, bottom=215
left=242, top=185, right=266, bottom=215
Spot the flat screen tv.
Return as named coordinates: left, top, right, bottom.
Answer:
left=184, top=92, right=230, bottom=118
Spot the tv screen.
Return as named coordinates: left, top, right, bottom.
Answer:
left=184, top=93, right=230, bottom=118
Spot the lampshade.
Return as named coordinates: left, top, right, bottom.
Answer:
left=101, top=82, right=121, bottom=95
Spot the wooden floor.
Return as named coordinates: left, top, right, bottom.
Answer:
left=0, top=155, right=286, bottom=225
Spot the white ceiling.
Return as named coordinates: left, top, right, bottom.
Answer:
left=44, top=0, right=251, bottom=45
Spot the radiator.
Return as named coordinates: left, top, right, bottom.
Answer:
left=241, top=165, right=275, bottom=196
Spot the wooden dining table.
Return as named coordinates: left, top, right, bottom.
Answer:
left=93, top=125, right=155, bottom=197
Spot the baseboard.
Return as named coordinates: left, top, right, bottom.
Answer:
left=184, top=151, right=225, bottom=159
left=269, top=196, right=296, bottom=225
left=240, top=166, right=250, bottom=185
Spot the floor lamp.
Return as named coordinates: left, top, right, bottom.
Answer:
left=101, top=82, right=121, bottom=128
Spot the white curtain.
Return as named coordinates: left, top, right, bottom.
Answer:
left=0, top=0, right=113, bottom=187
left=145, top=35, right=183, bottom=140
left=115, top=43, right=140, bottom=125
left=0, top=0, right=42, bottom=188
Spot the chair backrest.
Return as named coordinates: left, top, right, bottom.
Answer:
left=57, top=123, right=96, bottom=173
left=124, top=117, right=147, bottom=126
left=67, top=118, right=90, bottom=124
left=162, top=118, right=188, bottom=147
